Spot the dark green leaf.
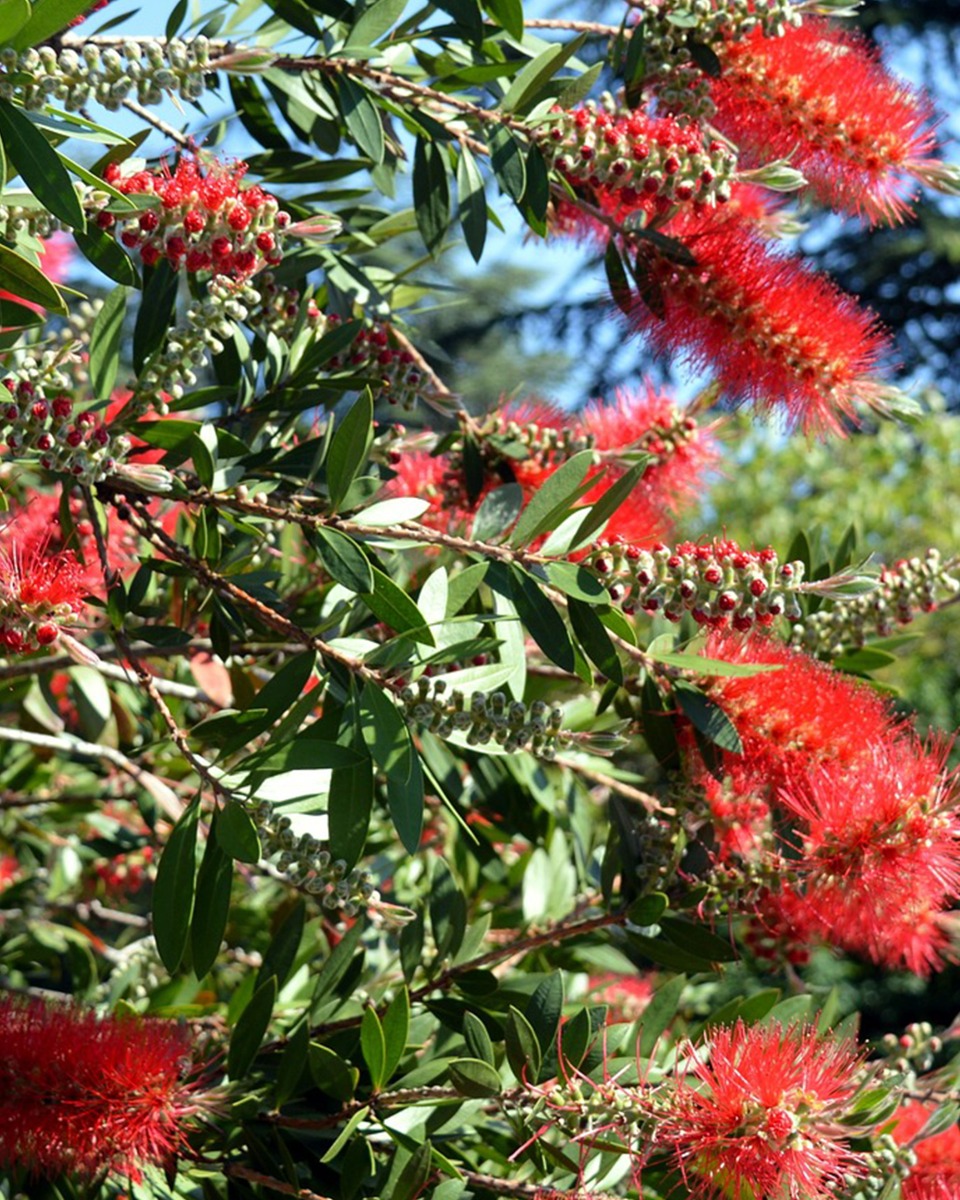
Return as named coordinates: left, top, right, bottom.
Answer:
left=386, top=748, right=424, bottom=855
left=133, top=260, right=179, bottom=372
left=659, top=915, right=738, bottom=963
left=543, top=562, right=606, bottom=603
left=0, top=0, right=32, bottom=43
left=228, top=976, right=277, bottom=1079
left=321, top=1105, right=370, bottom=1163
left=489, top=125, right=526, bottom=202
left=521, top=142, right=550, bottom=233
left=313, top=915, right=366, bottom=1002
left=505, top=1006, right=541, bottom=1084
left=313, top=525, right=375, bottom=593
left=345, top=0, right=408, bottom=47
left=10, top=0, right=91, bottom=51
left=0, top=244, right=67, bottom=316
left=449, top=1057, right=502, bottom=1097
left=394, top=1141, right=433, bottom=1200
left=413, top=137, right=450, bottom=253
left=381, top=987, right=410, bottom=1083
left=637, top=974, right=686, bottom=1058
left=327, top=389, right=374, bottom=510
left=190, top=811, right=234, bottom=979
left=509, top=450, right=595, bottom=547
left=364, top=568, right=434, bottom=643
left=575, top=458, right=651, bottom=546
left=456, top=145, right=487, bottom=262
left=833, top=647, right=898, bottom=673
left=481, top=0, right=522, bottom=40
left=651, top=651, right=783, bottom=678
left=338, top=77, right=386, bottom=165
left=568, top=598, right=623, bottom=683
left=399, top=911, right=424, bottom=983
left=275, top=1020, right=309, bottom=1108
left=259, top=900, right=306, bottom=990
left=674, top=681, right=743, bottom=754
left=0, top=101, right=85, bottom=229
left=152, top=795, right=200, bottom=973
left=525, top=972, right=564, bottom=1078
left=471, top=483, right=522, bottom=542
left=605, top=237, right=633, bottom=315
left=786, top=529, right=813, bottom=577
left=508, top=565, right=576, bottom=673
left=627, top=892, right=668, bottom=926
left=73, top=222, right=139, bottom=287
left=329, top=753, right=373, bottom=870
left=216, top=801, right=261, bottom=864
left=88, top=286, right=128, bottom=397
left=687, top=37, right=722, bottom=78
left=430, top=859, right=467, bottom=960
left=310, top=1042, right=359, bottom=1101
left=361, top=1006, right=388, bottom=1089
left=463, top=1010, right=496, bottom=1065
left=501, top=34, right=587, bottom=114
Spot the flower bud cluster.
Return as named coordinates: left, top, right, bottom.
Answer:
left=625, top=0, right=801, bottom=119
left=245, top=273, right=321, bottom=335
left=101, top=156, right=290, bottom=278
left=880, top=1022, right=942, bottom=1073
left=253, top=801, right=381, bottom=916
left=398, top=678, right=572, bottom=759
left=317, top=311, right=429, bottom=411
left=790, top=549, right=960, bottom=657
left=128, top=276, right=261, bottom=416
left=0, top=362, right=129, bottom=482
left=586, top=537, right=805, bottom=629
left=0, top=37, right=211, bottom=112
left=495, top=416, right=596, bottom=467
left=844, top=1138, right=916, bottom=1200
left=543, top=104, right=737, bottom=207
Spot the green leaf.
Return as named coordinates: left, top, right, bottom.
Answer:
left=674, top=681, right=743, bottom=754
left=313, top=915, right=366, bottom=1003
left=327, top=390, right=374, bottom=511
left=313, top=525, right=375, bottom=593
left=228, top=976, right=277, bottom=1079
left=387, top=748, right=424, bottom=855
left=568, top=598, right=622, bottom=683
left=413, top=137, right=450, bottom=253
left=310, top=1042, right=360, bottom=1102
left=0, top=243, right=67, bottom=315
left=575, top=458, right=651, bottom=546
left=133, top=260, right=179, bottom=372
left=833, top=647, right=898, bottom=673
left=659, top=915, right=738, bottom=963
left=449, top=1057, right=502, bottom=1097
left=360, top=683, right=424, bottom=852
left=471, top=483, right=522, bottom=542
left=509, top=450, right=595, bottom=547
left=321, top=1105, right=370, bottom=1163
left=525, top=972, right=564, bottom=1078
left=381, top=987, right=410, bottom=1083
left=508, top=564, right=576, bottom=673
left=489, top=125, right=526, bottom=202
left=329, top=752, right=373, bottom=871
left=394, top=1142, right=433, bottom=1200
left=628, top=892, right=668, bottom=926
left=501, top=35, right=587, bottom=114
left=463, top=1010, right=495, bottom=1065
left=152, top=795, right=200, bottom=973
left=73, top=221, right=140, bottom=287
left=637, top=974, right=687, bottom=1058
left=216, top=801, right=262, bottom=864
left=9, top=0, right=90, bottom=48
left=191, top=812, right=234, bottom=979
left=456, top=145, right=487, bottom=263
left=0, top=100, right=84, bottom=229
left=651, top=651, right=783, bottom=678
left=259, top=900, right=306, bottom=990
left=0, top=0, right=31, bottom=44
left=88, top=286, right=128, bottom=397
left=338, top=77, right=386, bottom=166
left=361, top=1006, right=388, bottom=1090
left=505, top=1006, right=541, bottom=1084
left=364, top=568, right=435, bottom=643
left=605, top=238, right=633, bottom=316
left=430, top=859, right=467, bottom=960
left=275, top=1020, right=309, bottom=1108
left=481, top=0, right=522, bottom=40
left=560, top=1008, right=595, bottom=1070
left=345, top=0, right=407, bottom=48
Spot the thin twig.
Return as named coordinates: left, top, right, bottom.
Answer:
left=223, top=1165, right=333, bottom=1200
left=121, top=97, right=192, bottom=147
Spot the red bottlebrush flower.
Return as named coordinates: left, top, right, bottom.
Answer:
left=700, top=631, right=895, bottom=786
left=780, top=738, right=960, bottom=975
left=0, top=996, right=213, bottom=1181
left=712, top=19, right=940, bottom=225
left=889, top=1102, right=960, bottom=1200
left=629, top=203, right=892, bottom=434
left=0, top=510, right=88, bottom=652
left=103, top=155, right=290, bottom=279
left=661, top=1021, right=866, bottom=1200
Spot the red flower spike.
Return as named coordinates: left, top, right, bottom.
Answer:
left=630, top=203, right=891, bottom=434
left=661, top=1021, right=866, bottom=1200
left=713, top=19, right=939, bottom=225
left=0, top=996, right=214, bottom=1182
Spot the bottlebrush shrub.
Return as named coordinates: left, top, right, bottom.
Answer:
left=3, top=0, right=960, bottom=1198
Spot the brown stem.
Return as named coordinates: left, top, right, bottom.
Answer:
left=122, top=97, right=192, bottom=147
left=459, top=1170, right=621, bottom=1200
left=224, top=1164, right=333, bottom=1200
